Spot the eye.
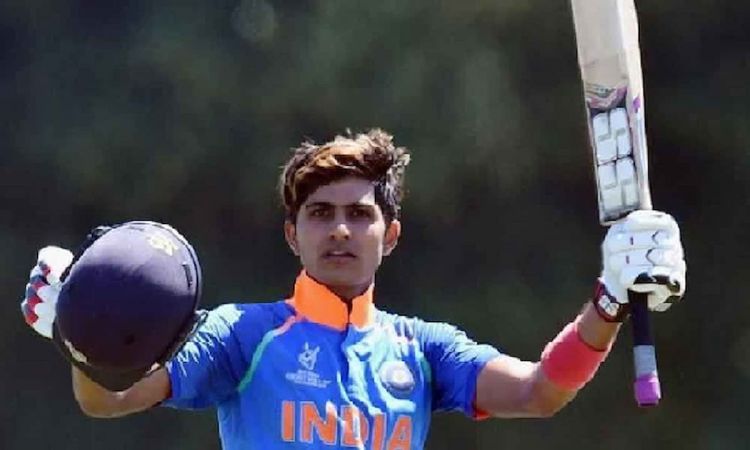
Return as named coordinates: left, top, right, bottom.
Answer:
left=349, top=207, right=373, bottom=219
left=309, top=208, right=330, bottom=218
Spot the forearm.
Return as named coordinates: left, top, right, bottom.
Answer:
left=525, top=305, right=621, bottom=416
left=72, top=366, right=128, bottom=418
left=72, top=366, right=170, bottom=418
left=576, top=301, right=622, bottom=350
left=476, top=303, right=620, bottom=418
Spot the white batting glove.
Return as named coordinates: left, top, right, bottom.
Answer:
left=600, top=210, right=686, bottom=315
left=20, top=246, right=74, bottom=338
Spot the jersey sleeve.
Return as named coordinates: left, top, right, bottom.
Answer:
left=162, top=303, right=286, bottom=410
left=414, top=320, right=502, bottom=418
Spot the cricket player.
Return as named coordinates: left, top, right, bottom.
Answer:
left=21, top=129, right=686, bottom=449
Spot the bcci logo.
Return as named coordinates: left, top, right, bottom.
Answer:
left=379, top=360, right=415, bottom=396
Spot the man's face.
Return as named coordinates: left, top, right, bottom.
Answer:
left=284, top=176, right=400, bottom=299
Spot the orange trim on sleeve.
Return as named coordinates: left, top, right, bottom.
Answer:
left=472, top=403, right=491, bottom=421
left=286, top=271, right=375, bottom=331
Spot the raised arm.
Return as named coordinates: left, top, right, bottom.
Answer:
left=475, top=303, right=619, bottom=418
left=476, top=210, right=686, bottom=418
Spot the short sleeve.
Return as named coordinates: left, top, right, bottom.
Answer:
left=414, top=320, right=502, bottom=418
left=163, top=302, right=289, bottom=410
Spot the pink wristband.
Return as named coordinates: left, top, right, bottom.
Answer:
left=540, top=316, right=610, bottom=391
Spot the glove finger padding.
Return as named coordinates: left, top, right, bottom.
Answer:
left=619, top=265, right=686, bottom=310
left=601, top=210, right=686, bottom=312
left=623, top=265, right=685, bottom=294
left=22, top=256, right=68, bottom=339
left=34, top=301, right=57, bottom=319
left=615, top=210, right=680, bottom=234
left=21, top=291, right=55, bottom=337
left=31, top=315, right=54, bottom=338
left=36, top=246, right=74, bottom=287
left=34, top=283, right=60, bottom=305
left=607, top=249, right=683, bottom=272
left=605, top=229, right=680, bottom=253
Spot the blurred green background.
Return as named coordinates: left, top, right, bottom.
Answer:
left=1, top=0, right=748, bottom=449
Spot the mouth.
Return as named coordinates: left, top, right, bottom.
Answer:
left=322, top=250, right=357, bottom=261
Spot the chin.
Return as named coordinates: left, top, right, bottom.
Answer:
left=312, top=267, right=368, bottom=289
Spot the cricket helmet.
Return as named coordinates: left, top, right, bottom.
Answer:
left=53, top=221, right=205, bottom=391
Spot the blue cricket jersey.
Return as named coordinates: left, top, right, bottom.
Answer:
left=164, top=272, right=501, bottom=449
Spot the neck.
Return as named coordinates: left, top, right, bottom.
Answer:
left=325, top=282, right=372, bottom=303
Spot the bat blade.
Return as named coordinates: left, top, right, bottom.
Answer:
left=570, top=0, right=661, bottom=407
left=571, top=0, right=652, bottom=225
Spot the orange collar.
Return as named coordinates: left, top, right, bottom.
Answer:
left=286, top=271, right=375, bottom=331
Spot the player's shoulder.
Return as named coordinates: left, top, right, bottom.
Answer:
left=376, top=309, right=463, bottom=344
left=203, top=300, right=295, bottom=334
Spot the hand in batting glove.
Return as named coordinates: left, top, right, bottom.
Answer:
left=21, top=246, right=74, bottom=338
left=596, top=210, right=686, bottom=322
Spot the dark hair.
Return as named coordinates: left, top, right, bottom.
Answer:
left=279, top=128, right=410, bottom=223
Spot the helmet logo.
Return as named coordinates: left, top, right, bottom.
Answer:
left=146, top=233, right=179, bottom=256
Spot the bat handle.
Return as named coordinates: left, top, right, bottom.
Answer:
left=630, top=291, right=661, bottom=407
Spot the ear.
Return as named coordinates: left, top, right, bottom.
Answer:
left=284, top=220, right=299, bottom=256
left=383, top=219, right=401, bottom=256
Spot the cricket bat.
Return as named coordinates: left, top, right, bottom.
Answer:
left=570, top=0, right=660, bottom=407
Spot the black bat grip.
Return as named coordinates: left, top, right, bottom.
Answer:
left=629, top=291, right=661, bottom=407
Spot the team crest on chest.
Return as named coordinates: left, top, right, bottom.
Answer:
left=379, top=360, right=415, bottom=395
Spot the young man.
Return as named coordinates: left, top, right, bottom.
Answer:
left=21, top=129, right=686, bottom=449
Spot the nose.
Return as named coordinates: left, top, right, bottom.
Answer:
left=329, top=221, right=351, bottom=241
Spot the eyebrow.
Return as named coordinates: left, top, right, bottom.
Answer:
left=304, top=201, right=376, bottom=209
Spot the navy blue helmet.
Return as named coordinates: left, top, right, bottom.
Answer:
left=52, top=221, right=205, bottom=391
